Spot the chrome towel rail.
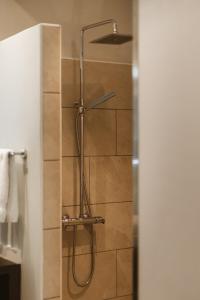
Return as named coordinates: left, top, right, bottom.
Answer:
left=9, top=150, right=27, bottom=159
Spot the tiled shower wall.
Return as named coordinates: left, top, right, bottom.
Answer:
left=42, top=25, right=62, bottom=300
left=62, top=59, right=133, bottom=300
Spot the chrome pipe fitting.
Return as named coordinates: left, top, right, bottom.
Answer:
left=78, top=105, right=85, bottom=114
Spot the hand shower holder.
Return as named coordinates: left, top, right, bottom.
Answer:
left=62, top=215, right=105, bottom=227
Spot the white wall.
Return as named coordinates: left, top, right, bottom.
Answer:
left=0, top=0, right=132, bottom=63
left=139, top=1, right=200, bottom=300
left=0, top=25, right=43, bottom=300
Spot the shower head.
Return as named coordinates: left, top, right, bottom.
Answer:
left=87, top=91, right=116, bottom=110
left=90, top=33, right=132, bottom=45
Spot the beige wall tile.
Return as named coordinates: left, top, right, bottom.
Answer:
left=117, top=249, right=133, bottom=296
left=90, top=156, right=133, bottom=204
left=43, top=93, right=60, bottom=160
left=62, top=157, right=89, bottom=206
left=85, top=109, right=116, bottom=155
left=62, top=108, right=78, bottom=156
left=62, top=202, right=133, bottom=256
left=44, top=229, right=61, bottom=299
left=84, top=61, right=132, bottom=109
left=62, top=59, right=132, bottom=109
left=62, top=251, right=116, bottom=300
left=43, top=25, right=61, bottom=93
left=62, top=108, right=116, bottom=156
left=44, top=161, right=60, bottom=229
left=117, top=110, right=132, bottom=155
left=62, top=59, right=80, bottom=107
left=93, top=202, right=133, bottom=252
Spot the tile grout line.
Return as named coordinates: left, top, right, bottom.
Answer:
left=61, top=56, right=133, bottom=66
left=44, top=91, right=61, bottom=95
left=44, top=159, right=60, bottom=162
left=104, top=294, right=133, bottom=300
left=62, top=200, right=133, bottom=207
left=59, top=42, right=63, bottom=300
left=44, top=297, right=60, bottom=300
left=62, top=106, right=134, bottom=111
left=62, top=247, right=133, bottom=258
left=44, top=227, right=60, bottom=231
left=89, top=156, right=91, bottom=204
left=115, top=109, right=118, bottom=156
left=62, top=154, right=133, bottom=158
left=62, top=248, right=118, bottom=258
left=116, top=248, right=118, bottom=298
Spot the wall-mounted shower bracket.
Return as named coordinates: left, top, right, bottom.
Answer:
left=78, top=105, right=85, bottom=114
left=62, top=215, right=105, bottom=227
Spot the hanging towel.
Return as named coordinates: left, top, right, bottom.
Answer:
left=0, top=149, right=10, bottom=223
left=7, top=155, right=19, bottom=223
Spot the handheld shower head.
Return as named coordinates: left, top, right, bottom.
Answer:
left=87, top=91, right=116, bottom=110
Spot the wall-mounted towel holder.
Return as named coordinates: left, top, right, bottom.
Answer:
left=9, top=150, right=27, bottom=159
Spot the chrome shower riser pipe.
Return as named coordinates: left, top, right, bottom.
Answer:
left=79, top=109, right=85, bottom=217
left=79, top=19, right=118, bottom=214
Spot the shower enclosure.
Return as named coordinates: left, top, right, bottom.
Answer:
left=62, top=19, right=132, bottom=287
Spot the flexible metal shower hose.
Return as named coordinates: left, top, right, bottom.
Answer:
left=70, top=110, right=95, bottom=287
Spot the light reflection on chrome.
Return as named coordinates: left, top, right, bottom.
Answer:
left=132, top=64, right=139, bottom=79
left=132, top=158, right=139, bottom=166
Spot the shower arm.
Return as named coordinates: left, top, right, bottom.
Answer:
left=80, top=19, right=118, bottom=107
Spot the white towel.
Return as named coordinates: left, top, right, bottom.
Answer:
left=0, top=149, right=10, bottom=222
left=7, top=155, right=19, bottom=223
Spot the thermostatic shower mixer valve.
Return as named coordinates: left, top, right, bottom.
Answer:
left=62, top=215, right=105, bottom=227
